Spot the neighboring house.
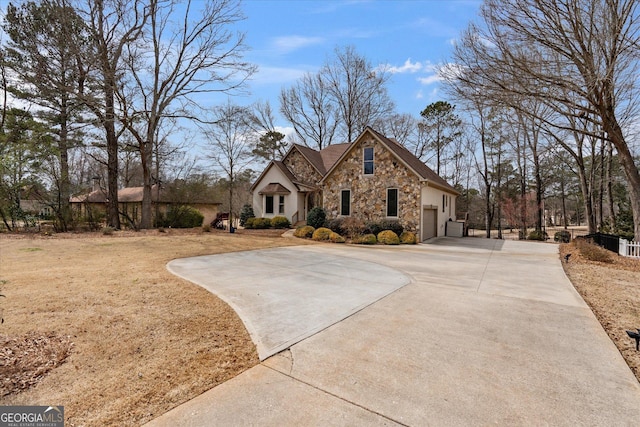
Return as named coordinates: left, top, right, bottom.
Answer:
left=251, top=126, right=460, bottom=241
left=70, top=180, right=220, bottom=227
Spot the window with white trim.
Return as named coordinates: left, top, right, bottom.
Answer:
left=279, top=195, right=285, bottom=214
left=340, top=190, right=351, bottom=216
left=387, top=188, right=398, bottom=217
left=363, top=147, right=374, bottom=175
left=265, top=195, right=274, bottom=214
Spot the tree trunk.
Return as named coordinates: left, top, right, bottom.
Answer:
left=606, top=140, right=616, bottom=230
left=58, top=103, right=71, bottom=232
left=602, top=109, right=640, bottom=241
left=104, top=81, right=120, bottom=229
left=140, top=139, right=153, bottom=229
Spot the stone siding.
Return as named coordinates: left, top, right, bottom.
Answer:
left=323, top=138, right=421, bottom=232
left=283, top=149, right=322, bottom=186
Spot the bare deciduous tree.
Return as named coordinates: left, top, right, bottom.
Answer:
left=205, top=101, right=255, bottom=227
left=117, top=0, right=255, bottom=229
left=323, top=45, right=395, bottom=143
left=280, top=72, right=338, bottom=150
left=450, top=0, right=640, bottom=239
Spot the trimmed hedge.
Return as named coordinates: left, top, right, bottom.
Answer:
left=329, top=231, right=346, bottom=243
left=377, top=230, right=400, bottom=245
left=399, top=231, right=417, bottom=244
left=252, top=217, right=272, bottom=229
left=312, top=227, right=332, bottom=241
left=271, top=216, right=291, bottom=229
left=366, top=219, right=404, bottom=237
left=294, top=225, right=315, bottom=238
left=352, top=234, right=377, bottom=245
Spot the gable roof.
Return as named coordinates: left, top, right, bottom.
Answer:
left=284, top=143, right=351, bottom=176
left=250, top=160, right=299, bottom=192
left=321, top=126, right=459, bottom=195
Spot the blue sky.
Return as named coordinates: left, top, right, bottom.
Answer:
left=234, top=0, right=483, bottom=128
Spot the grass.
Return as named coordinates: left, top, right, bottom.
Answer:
left=0, top=228, right=308, bottom=426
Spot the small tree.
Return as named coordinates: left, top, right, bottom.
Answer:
left=306, top=206, right=326, bottom=229
left=239, top=203, right=254, bottom=226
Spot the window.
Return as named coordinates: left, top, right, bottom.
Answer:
left=442, top=194, right=445, bottom=212
left=279, top=195, right=285, bottom=214
left=265, top=195, right=274, bottom=214
left=340, top=190, right=351, bottom=216
left=387, top=188, right=398, bottom=217
left=363, top=147, right=374, bottom=175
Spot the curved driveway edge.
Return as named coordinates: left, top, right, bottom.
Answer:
left=153, top=238, right=640, bottom=426
left=167, top=246, right=411, bottom=360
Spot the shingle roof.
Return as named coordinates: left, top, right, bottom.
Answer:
left=319, top=143, right=351, bottom=172
left=70, top=184, right=221, bottom=204
left=291, top=144, right=327, bottom=175
left=257, top=183, right=292, bottom=195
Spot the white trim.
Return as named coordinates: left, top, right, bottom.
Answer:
left=386, top=188, right=399, bottom=218
left=340, top=189, right=351, bottom=216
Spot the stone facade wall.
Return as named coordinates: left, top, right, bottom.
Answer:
left=283, top=149, right=322, bottom=186
left=322, top=138, right=421, bottom=232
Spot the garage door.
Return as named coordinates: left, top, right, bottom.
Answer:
left=422, top=208, right=437, bottom=241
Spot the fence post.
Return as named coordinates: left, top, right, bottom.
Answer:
left=619, top=238, right=628, bottom=257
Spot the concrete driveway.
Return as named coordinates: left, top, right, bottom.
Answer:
left=150, top=238, right=640, bottom=426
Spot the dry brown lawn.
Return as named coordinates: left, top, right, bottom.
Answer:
left=560, top=241, right=640, bottom=382
left=0, top=228, right=310, bottom=426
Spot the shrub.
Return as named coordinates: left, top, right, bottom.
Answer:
left=327, top=217, right=346, bottom=236
left=312, top=227, right=332, bottom=241
left=239, top=204, right=255, bottom=227
left=554, top=230, right=571, bottom=243
left=575, top=239, right=614, bottom=263
left=366, top=219, right=403, bottom=237
left=162, top=205, right=204, bottom=228
left=343, top=217, right=366, bottom=238
left=271, top=216, right=291, bottom=229
left=400, top=231, right=417, bottom=244
left=329, top=231, right=346, bottom=243
left=377, top=230, right=400, bottom=245
left=294, top=225, right=315, bottom=238
left=102, top=226, right=115, bottom=235
left=252, top=217, right=271, bottom=229
left=352, top=234, right=377, bottom=245
left=202, top=224, right=211, bottom=232
left=307, top=207, right=326, bottom=229
left=244, top=217, right=256, bottom=229
left=527, top=230, right=548, bottom=241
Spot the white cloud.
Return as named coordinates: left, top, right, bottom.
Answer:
left=271, top=35, right=324, bottom=54
left=387, top=58, right=423, bottom=74
left=418, top=74, right=443, bottom=85
left=252, top=66, right=309, bottom=85
left=415, top=89, right=424, bottom=100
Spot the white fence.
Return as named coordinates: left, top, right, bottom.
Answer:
left=619, top=239, right=640, bottom=258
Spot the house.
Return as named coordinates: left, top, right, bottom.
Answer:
left=70, top=179, right=220, bottom=227
left=251, top=126, right=460, bottom=241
